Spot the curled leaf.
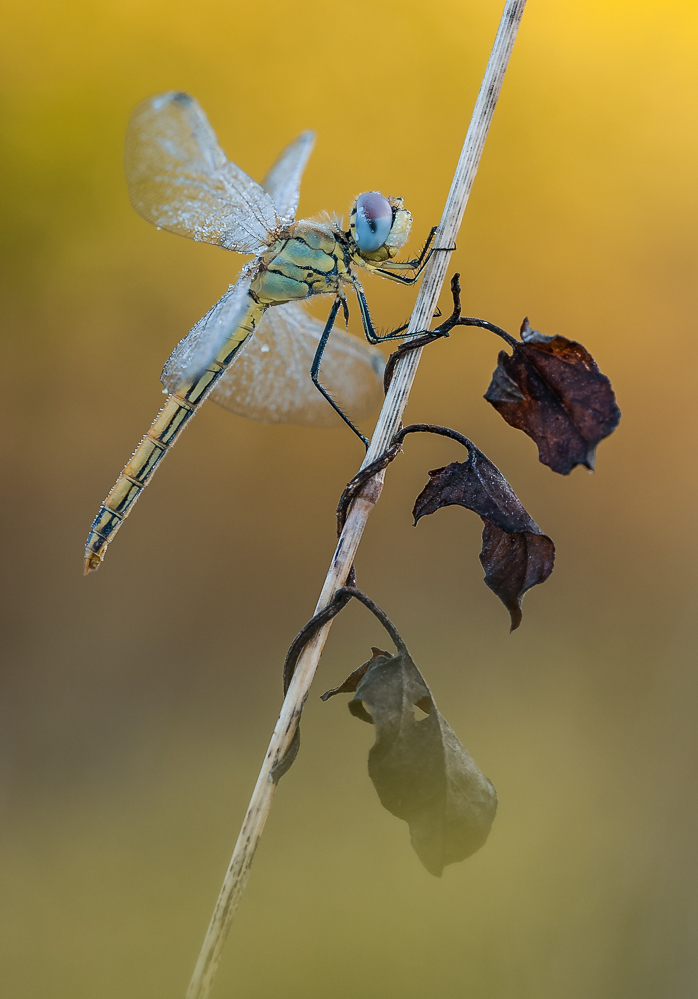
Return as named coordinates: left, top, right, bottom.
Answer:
left=479, top=521, right=554, bottom=631
left=413, top=446, right=554, bottom=629
left=484, top=322, right=621, bottom=474
left=321, top=648, right=390, bottom=701
left=344, top=647, right=497, bottom=877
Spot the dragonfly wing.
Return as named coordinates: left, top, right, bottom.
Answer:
left=262, top=130, right=316, bottom=221
left=162, top=267, right=257, bottom=388
left=126, top=91, right=279, bottom=254
left=206, top=301, right=385, bottom=427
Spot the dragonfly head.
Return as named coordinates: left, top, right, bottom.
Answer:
left=349, top=192, right=412, bottom=262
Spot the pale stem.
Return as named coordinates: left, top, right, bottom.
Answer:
left=186, top=2, right=527, bottom=996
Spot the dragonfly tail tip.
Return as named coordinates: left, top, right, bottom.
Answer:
left=84, top=553, right=102, bottom=576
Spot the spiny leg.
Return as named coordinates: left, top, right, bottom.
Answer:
left=358, top=271, right=511, bottom=350
left=355, top=289, right=444, bottom=345
left=311, top=298, right=370, bottom=448
left=384, top=225, right=439, bottom=275
left=375, top=227, right=456, bottom=286
left=379, top=273, right=472, bottom=393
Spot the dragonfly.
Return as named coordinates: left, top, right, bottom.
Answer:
left=84, top=91, right=445, bottom=574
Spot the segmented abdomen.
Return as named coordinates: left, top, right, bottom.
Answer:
left=84, top=299, right=264, bottom=573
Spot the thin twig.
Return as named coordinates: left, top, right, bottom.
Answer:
left=185, top=3, right=527, bottom=995
left=394, top=423, right=477, bottom=453
left=382, top=271, right=520, bottom=391
left=283, top=588, right=408, bottom=696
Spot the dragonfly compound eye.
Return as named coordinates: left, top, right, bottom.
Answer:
left=354, top=192, right=393, bottom=253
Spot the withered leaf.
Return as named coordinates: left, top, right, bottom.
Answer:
left=484, top=320, right=621, bottom=474
left=413, top=446, right=554, bottom=629
left=345, top=647, right=497, bottom=877
left=321, top=648, right=390, bottom=701
left=479, top=521, right=554, bottom=631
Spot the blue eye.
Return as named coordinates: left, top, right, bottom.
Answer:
left=354, top=192, right=393, bottom=253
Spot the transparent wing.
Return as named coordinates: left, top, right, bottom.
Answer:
left=201, top=301, right=385, bottom=427
left=262, top=130, right=315, bottom=221
left=126, top=91, right=279, bottom=254
left=162, top=266, right=257, bottom=387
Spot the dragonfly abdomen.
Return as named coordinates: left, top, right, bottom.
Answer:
left=84, top=299, right=265, bottom=574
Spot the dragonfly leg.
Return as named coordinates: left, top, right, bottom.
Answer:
left=355, top=289, right=441, bottom=344
left=311, top=298, right=370, bottom=448
left=374, top=226, right=456, bottom=285
left=357, top=270, right=488, bottom=346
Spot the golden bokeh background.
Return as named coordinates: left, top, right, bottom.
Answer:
left=2, top=1, right=697, bottom=996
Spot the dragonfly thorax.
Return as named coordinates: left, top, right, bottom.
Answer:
left=251, top=219, right=349, bottom=306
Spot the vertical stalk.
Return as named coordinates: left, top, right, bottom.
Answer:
left=186, top=3, right=527, bottom=996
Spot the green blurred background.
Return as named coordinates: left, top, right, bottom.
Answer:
left=1, top=0, right=697, bottom=996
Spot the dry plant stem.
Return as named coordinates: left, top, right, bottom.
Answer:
left=186, top=3, right=527, bottom=996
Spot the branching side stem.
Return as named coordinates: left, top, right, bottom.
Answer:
left=186, top=3, right=527, bottom=995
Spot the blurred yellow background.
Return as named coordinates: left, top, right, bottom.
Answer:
left=2, top=0, right=697, bottom=996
